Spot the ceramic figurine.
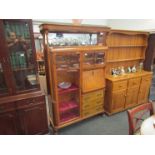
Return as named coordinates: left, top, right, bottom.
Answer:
left=121, top=66, right=125, bottom=75
left=131, top=65, right=136, bottom=73
left=127, top=67, right=131, bottom=73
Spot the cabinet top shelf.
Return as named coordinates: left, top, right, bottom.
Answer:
left=40, top=23, right=110, bottom=34
left=108, top=45, right=147, bottom=48
left=106, top=71, right=153, bottom=82
left=49, top=45, right=108, bottom=53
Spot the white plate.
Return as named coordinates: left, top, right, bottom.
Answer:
left=58, top=82, right=71, bottom=89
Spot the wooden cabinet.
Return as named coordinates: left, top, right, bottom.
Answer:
left=46, top=46, right=107, bottom=130
left=0, top=92, right=48, bottom=135
left=18, top=103, right=48, bottom=135
left=105, top=71, right=152, bottom=115
left=0, top=20, right=48, bottom=135
left=0, top=111, right=18, bottom=135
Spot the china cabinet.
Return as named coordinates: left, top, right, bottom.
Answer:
left=0, top=19, right=48, bottom=134
left=40, top=23, right=110, bottom=131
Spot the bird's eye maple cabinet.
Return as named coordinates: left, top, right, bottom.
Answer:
left=0, top=19, right=48, bottom=135
left=40, top=24, right=110, bottom=130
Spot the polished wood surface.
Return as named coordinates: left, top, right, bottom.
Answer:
left=47, top=46, right=107, bottom=129
left=106, top=29, right=148, bottom=75
left=0, top=20, right=48, bottom=135
left=140, top=115, right=155, bottom=135
left=105, top=71, right=153, bottom=115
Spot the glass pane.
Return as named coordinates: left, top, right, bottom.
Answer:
left=48, top=33, right=97, bottom=46
left=3, top=20, right=39, bottom=91
left=95, top=52, right=105, bottom=65
left=83, top=52, right=95, bottom=68
left=56, top=54, right=80, bottom=71
left=0, top=62, right=8, bottom=95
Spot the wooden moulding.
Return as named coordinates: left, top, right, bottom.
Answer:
left=39, top=23, right=111, bottom=34
left=49, top=45, right=108, bottom=53
left=109, top=29, right=149, bottom=36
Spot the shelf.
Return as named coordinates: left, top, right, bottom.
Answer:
left=83, top=64, right=106, bottom=70
left=107, top=57, right=144, bottom=63
left=60, top=115, right=80, bottom=124
left=56, top=67, right=79, bottom=72
left=59, top=101, right=79, bottom=113
left=108, top=45, right=147, bottom=48
left=58, top=84, right=79, bottom=94
left=13, top=67, right=35, bottom=72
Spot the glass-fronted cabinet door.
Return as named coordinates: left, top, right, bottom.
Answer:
left=3, top=20, right=39, bottom=93
left=0, top=60, right=8, bottom=96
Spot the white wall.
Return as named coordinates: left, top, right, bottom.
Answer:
left=33, top=19, right=108, bottom=33
left=107, top=19, right=155, bottom=31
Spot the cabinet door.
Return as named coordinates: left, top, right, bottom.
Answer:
left=82, top=69, right=105, bottom=92
left=0, top=111, right=18, bottom=135
left=111, top=90, right=126, bottom=112
left=2, top=20, right=39, bottom=93
left=18, top=104, right=48, bottom=135
left=0, top=61, right=9, bottom=96
left=138, top=84, right=150, bottom=104
left=125, top=87, right=139, bottom=108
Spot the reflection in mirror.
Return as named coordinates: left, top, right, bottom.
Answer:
left=3, top=20, right=38, bottom=91
left=0, top=62, right=8, bottom=94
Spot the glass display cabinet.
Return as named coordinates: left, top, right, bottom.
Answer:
left=0, top=20, right=48, bottom=135
left=40, top=23, right=110, bottom=133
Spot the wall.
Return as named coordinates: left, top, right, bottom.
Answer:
left=107, top=19, right=155, bottom=31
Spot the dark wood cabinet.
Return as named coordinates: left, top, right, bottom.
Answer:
left=0, top=19, right=48, bottom=135
left=0, top=111, right=18, bottom=135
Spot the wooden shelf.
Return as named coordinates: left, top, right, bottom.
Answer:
left=108, top=45, right=147, bottom=48
left=13, top=67, right=35, bottom=72
left=58, top=85, right=79, bottom=94
left=107, top=57, right=144, bottom=63
left=56, top=67, right=79, bottom=72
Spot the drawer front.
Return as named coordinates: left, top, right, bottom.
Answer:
left=128, top=77, right=141, bottom=88
left=0, top=102, right=15, bottom=113
left=83, top=90, right=104, bottom=102
left=112, top=80, right=127, bottom=91
left=82, top=98, right=103, bottom=110
left=82, top=105, right=103, bottom=117
left=141, top=76, right=152, bottom=85
left=16, top=95, right=45, bottom=108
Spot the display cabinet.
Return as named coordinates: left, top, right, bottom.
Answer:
left=0, top=19, right=48, bottom=135
left=40, top=23, right=110, bottom=131
left=47, top=46, right=107, bottom=130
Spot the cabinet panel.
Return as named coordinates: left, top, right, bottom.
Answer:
left=2, top=20, right=39, bottom=93
left=0, top=61, right=8, bottom=96
left=18, top=104, right=48, bottom=135
left=138, top=84, right=150, bottom=104
left=112, top=80, right=127, bottom=91
left=125, top=87, right=139, bottom=108
left=82, top=69, right=105, bottom=92
left=0, top=111, right=18, bottom=135
left=128, top=78, right=141, bottom=88
left=111, top=90, right=126, bottom=112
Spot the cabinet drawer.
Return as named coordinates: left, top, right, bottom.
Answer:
left=82, top=99, right=103, bottom=110
left=128, top=78, right=141, bottom=88
left=0, top=102, right=15, bottom=113
left=83, top=90, right=104, bottom=101
left=141, top=76, right=152, bottom=84
left=112, top=80, right=127, bottom=91
left=16, top=96, right=45, bottom=108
